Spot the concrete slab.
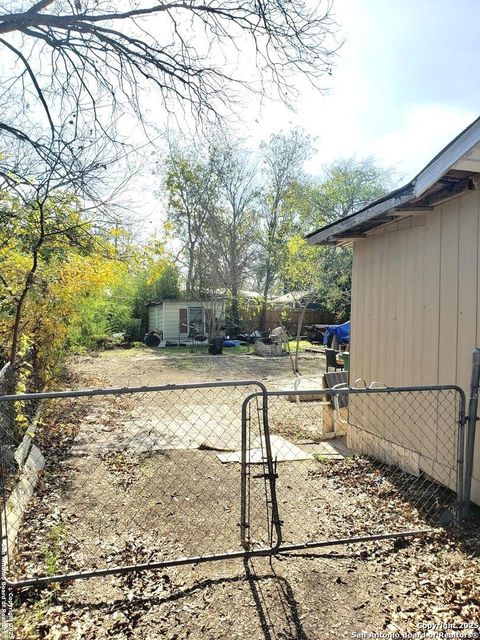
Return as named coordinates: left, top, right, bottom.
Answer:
left=281, top=376, right=327, bottom=402
left=217, top=434, right=314, bottom=464
left=72, top=403, right=243, bottom=455
left=6, top=444, right=45, bottom=551
left=303, top=438, right=352, bottom=460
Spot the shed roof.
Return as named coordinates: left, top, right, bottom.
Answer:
left=307, top=115, right=480, bottom=246
left=146, top=297, right=224, bottom=307
left=270, top=291, right=312, bottom=305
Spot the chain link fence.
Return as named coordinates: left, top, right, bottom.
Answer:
left=0, top=381, right=467, bottom=589
left=245, top=385, right=466, bottom=553
left=0, top=382, right=278, bottom=587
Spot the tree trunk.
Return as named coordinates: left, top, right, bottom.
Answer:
left=186, top=254, right=194, bottom=296
left=259, top=270, right=271, bottom=333
left=10, top=205, right=44, bottom=365
left=294, top=305, right=307, bottom=374
left=230, top=285, right=240, bottom=331
left=10, top=273, right=33, bottom=365
left=275, top=311, right=296, bottom=376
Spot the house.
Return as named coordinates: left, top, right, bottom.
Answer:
left=267, top=291, right=334, bottom=334
left=147, top=298, right=225, bottom=343
left=307, top=116, right=480, bottom=506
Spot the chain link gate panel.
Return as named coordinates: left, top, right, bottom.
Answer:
left=243, top=385, right=466, bottom=553
left=0, top=382, right=468, bottom=588
left=0, top=381, right=280, bottom=588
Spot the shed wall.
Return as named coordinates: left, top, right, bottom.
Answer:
left=147, top=305, right=163, bottom=333
left=163, top=301, right=188, bottom=339
left=350, top=190, right=480, bottom=504
left=148, top=300, right=225, bottom=341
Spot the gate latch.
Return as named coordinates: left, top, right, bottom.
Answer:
left=252, top=472, right=278, bottom=479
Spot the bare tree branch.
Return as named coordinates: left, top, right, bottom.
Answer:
left=0, top=1, right=337, bottom=168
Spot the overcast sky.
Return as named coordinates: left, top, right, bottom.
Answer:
left=135, top=0, right=480, bottom=225
left=236, top=0, right=479, bottom=181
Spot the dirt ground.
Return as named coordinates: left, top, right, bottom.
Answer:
left=66, top=346, right=328, bottom=389
left=12, top=348, right=480, bottom=639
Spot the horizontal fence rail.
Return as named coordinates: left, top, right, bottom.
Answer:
left=0, top=381, right=280, bottom=588
left=243, top=385, right=466, bottom=554
left=0, top=381, right=468, bottom=589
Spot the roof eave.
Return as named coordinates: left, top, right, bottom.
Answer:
left=306, top=188, right=414, bottom=245
left=307, top=115, right=480, bottom=246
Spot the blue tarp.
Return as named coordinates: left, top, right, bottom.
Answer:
left=223, top=339, right=241, bottom=347
left=323, top=321, right=350, bottom=345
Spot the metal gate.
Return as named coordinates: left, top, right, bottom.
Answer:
left=242, top=384, right=467, bottom=554
left=0, top=381, right=279, bottom=588
left=0, top=381, right=469, bottom=589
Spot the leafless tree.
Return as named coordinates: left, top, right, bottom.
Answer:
left=0, top=1, right=337, bottom=173
left=209, top=141, right=259, bottom=328
left=257, top=128, right=312, bottom=331
left=162, top=134, right=261, bottom=326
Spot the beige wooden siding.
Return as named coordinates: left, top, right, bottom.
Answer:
left=350, top=190, right=480, bottom=504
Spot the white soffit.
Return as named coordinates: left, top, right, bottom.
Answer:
left=306, top=116, right=480, bottom=245
left=452, top=143, right=480, bottom=172
left=414, top=119, right=480, bottom=197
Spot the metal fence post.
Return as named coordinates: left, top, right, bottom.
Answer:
left=240, top=397, right=249, bottom=550
left=463, top=348, right=480, bottom=519
left=456, top=391, right=466, bottom=523
left=0, top=500, right=7, bottom=638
